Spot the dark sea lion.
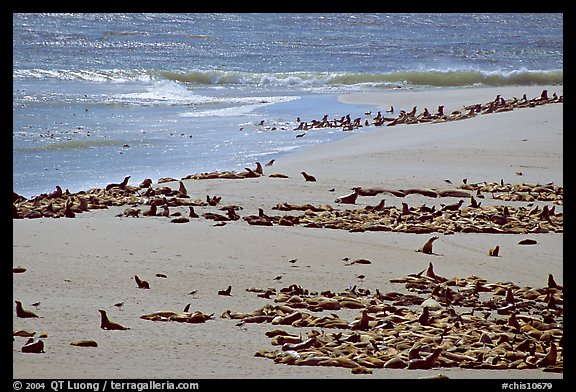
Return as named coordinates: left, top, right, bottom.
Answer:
left=301, top=172, right=317, bottom=182
left=48, top=185, right=63, bottom=199
left=335, top=188, right=360, bottom=204
left=218, top=285, right=232, bottom=296
left=418, top=236, right=439, bottom=254
left=21, top=338, right=45, bottom=353
left=105, top=176, right=131, bottom=191
left=134, top=275, right=150, bottom=289
left=15, top=301, right=39, bottom=318
left=99, top=309, right=130, bottom=330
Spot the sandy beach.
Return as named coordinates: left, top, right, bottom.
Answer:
left=13, top=85, right=563, bottom=380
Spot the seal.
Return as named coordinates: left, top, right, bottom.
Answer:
left=255, top=162, right=264, bottom=175
left=48, top=185, right=63, bottom=199
left=99, top=309, right=130, bottom=330
left=106, top=176, right=131, bottom=191
left=417, top=236, right=439, bottom=254
left=21, top=338, right=45, bottom=353
left=134, top=275, right=150, bottom=289
left=488, top=246, right=500, bottom=257
left=70, top=339, right=98, bottom=347
left=178, top=181, right=188, bottom=196
left=335, top=188, right=360, bottom=204
left=301, top=172, right=317, bottom=182
left=218, top=285, right=232, bottom=296
left=15, top=300, right=39, bottom=318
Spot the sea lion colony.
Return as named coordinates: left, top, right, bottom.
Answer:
left=228, top=263, right=563, bottom=374
left=12, top=176, right=563, bottom=236
left=14, top=262, right=563, bottom=374
left=14, top=90, right=562, bottom=373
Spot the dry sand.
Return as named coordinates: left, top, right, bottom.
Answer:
left=13, top=85, right=563, bottom=380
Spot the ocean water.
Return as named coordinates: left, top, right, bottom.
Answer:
left=13, top=13, right=563, bottom=198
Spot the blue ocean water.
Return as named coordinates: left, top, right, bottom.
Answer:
left=13, top=13, right=563, bottom=198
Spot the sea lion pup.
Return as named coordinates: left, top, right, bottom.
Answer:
left=488, top=245, right=500, bottom=257
left=21, top=338, right=45, bottom=353
left=105, top=175, right=131, bottom=191
left=15, top=300, right=39, bottom=318
left=301, top=171, right=317, bottom=182
left=218, top=285, right=232, bottom=296
left=99, top=309, right=130, bottom=330
left=47, top=185, right=63, bottom=199
left=134, top=275, right=150, bottom=289
left=265, top=159, right=276, bottom=166
left=417, top=236, right=439, bottom=254
left=335, top=188, right=360, bottom=204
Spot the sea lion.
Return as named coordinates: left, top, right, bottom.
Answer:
left=21, top=338, right=44, bottom=353
left=418, top=236, right=439, bottom=254
left=301, top=172, right=317, bottom=182
left=254, top=162, right=264, bottom=175
left=134, top=275, right=150, bottom=289
left=99, top=309, right=130, bottom=330
left=488, top=246, right=500, bottom=257
left=178, top=181, right=188, bottom=196
left=218, top=285, right=232, bottom=296
left=105, top=176, right=131, bottom=191
left=70, top=339, right=98, bottom=347
left=547, top=274, right=562, bottom=290
left=265, top=159, right=275, bottom=166
left=48, top=185, right=63, bottom=199
left=15, top=301, right=39, bottom=318
left=13, top=266, right=27, bottom=273
left=189, top=206, right=200, bottom=218
left=139, top=178, right=152, bottom=188
left=335, top=188, right=360, bottom=204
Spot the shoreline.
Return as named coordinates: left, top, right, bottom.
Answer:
left=13, top=85, right=563, bottom=379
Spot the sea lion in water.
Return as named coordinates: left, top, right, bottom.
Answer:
left=134, top=275, right=150, bottom=289
left=15, top=301, right=39, bottom=318
left=418, top=236, right=439, bottom=254
left=99, top=309, right=130, bottom=330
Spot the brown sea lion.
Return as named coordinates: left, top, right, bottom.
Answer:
left=99, top=309, right=130, bottom=330
left=105, top=176, right=131, bottom=191
left=488, top=246, right=500, bottom=257
left=301, top=171, right=317, bottom=182
left=134, top=275, right=150, bottom=289
left=21, top=338, right=45, bottom=353
left=15, top=301, right=39, bottom=318
left=218, top=285, right=232, bottom=296
left=417, top=236, right=439, bottom=254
